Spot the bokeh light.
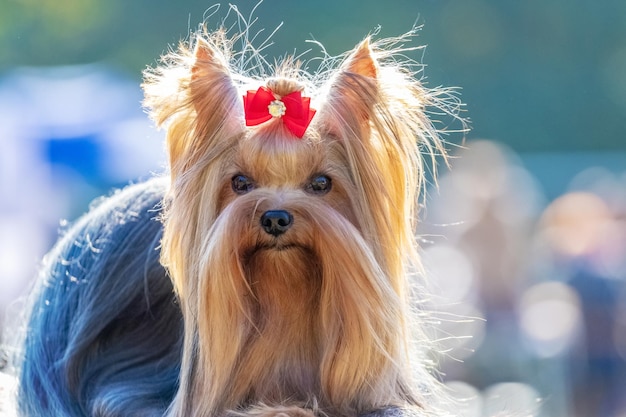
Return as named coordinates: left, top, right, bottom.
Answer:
left=423, top=244, right=477, bottom=305
left=442, top=381, right=482, bottom=417
left=518, top=282, right=582, bottom=357
left=482, top=382, right=541, bottom=417
left=539, top=192, right=614, bottom=258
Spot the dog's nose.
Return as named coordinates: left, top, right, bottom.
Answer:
left=260, top=210, right=293, bottom=236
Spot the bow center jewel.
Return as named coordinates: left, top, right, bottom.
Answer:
left=268, top=99, right=286, bottom=118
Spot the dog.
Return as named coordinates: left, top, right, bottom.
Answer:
left=15, top=21, right=459, bottom=417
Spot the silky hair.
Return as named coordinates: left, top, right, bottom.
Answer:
left=144, top=25, right=456, bottom=417
left=13, top=17, right=463, bottom=417
left=16, top=179, right=182, bottom=416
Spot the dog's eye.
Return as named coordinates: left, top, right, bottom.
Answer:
left=231, top=174, right=255, bottom=194
left=306, top=175, right=332, bottom=195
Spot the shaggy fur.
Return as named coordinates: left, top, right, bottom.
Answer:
left=15, top=21, right=460, bottom=417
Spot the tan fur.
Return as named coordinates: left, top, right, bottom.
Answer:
left=142, top=26, right=455, bottom=417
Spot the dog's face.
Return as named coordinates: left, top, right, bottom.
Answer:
left=143, top=31, right=447, bottom=417
left=217, top=126, right=355, bottom=259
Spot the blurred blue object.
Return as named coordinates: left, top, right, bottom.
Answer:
left=45, top=134, right=102, bottom=183
left=0, top=64, right=166, bottom=327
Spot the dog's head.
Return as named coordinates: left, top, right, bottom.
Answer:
left=143, top=28, right=450, bottom=416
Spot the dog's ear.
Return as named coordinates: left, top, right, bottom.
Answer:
left=190, top=36, right=236, bottom=98
left=144, top=34, right=244, bottom=178
left=318, top=38, right=379, bottom=135
left=166, top=36, right=243, bottom=177
left=344, top=37, right=378, bottom=80
left=189, top=35, right=242, bottom=133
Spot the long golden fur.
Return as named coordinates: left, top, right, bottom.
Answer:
left=138, top=23, right=457, bottom=417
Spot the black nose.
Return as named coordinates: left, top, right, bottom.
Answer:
left=260, top=210, right=293, bottom=236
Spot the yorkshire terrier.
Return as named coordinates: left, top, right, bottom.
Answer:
left=15, top=21, right=457, bottom=417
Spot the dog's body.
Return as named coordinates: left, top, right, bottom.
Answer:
left=19, top=179, right=181, bottom=416
left=16, top=24, right=458, bottom=417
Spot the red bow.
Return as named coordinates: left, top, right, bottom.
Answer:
left=243, top=86, right=316, bottom=138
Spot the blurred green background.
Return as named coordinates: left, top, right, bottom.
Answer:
left=3, top=0, right=626, bottom=152
left=1, top=1, right=625, bottom=417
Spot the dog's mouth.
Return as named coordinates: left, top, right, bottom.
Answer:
left=257, top=243, right=301, bottom=251
left=244, top=242, right=311, bottom=257
left=239, top=238, right=319, bottom=270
